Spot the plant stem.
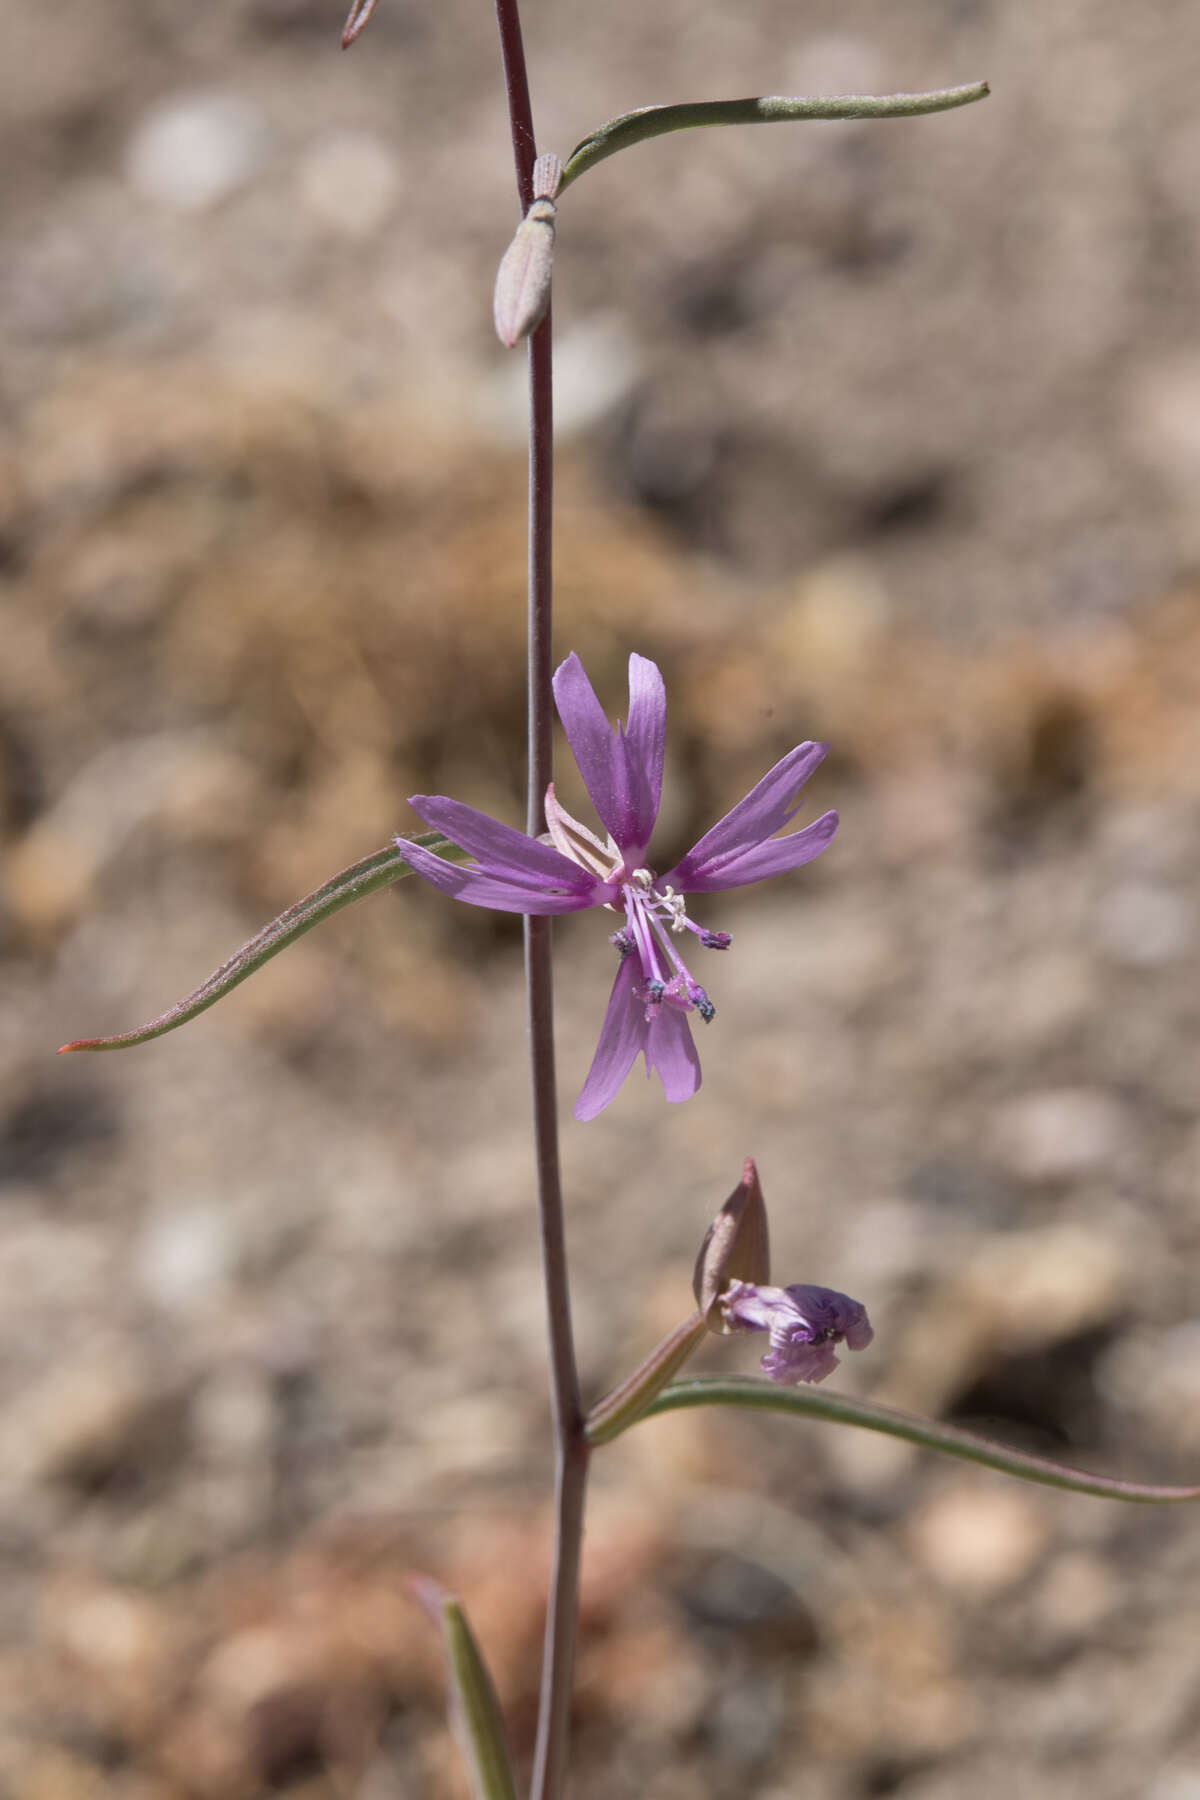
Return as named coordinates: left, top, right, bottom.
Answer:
left=524, top=312, right=588, bottom=1794
left=494, top=0, right=536, bottom=208
left=493, top=4, right=589, bottom=1796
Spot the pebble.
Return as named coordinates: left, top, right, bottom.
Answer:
left=1098, top=1318, right=1200, bottom=1453
left=478, top=314, right=640, bottom=445
left=1028, top=1550, right=1119, bottom=1645
left=297, top=131, right=401, bottom=238
left=1151, top=1774, right=1200, bottom=1800
left=8, top=734, right=248, bottom=939
left=884, top=1221, right=1128, bottom=1416
left=991, top=949, right=1097, bottom=1053
left=822, top=1424, right=917, bottom=1495
left=906, top=1482, right=1050, bottom=1597
left=125, top=92, right=269, bottom=213
left=45, top=1578, right=172, bottom=1719
left=199, top=1625, right=310, bottom=1717
left=957, top=1222, right=1128, bottom=1352
left=135, top=1203, right=236, bottom=1314
left=989, top=1086, right=1130, bottom=1184
left=1094, top=878, right=1193, bottom=968
left=1124, top=352, right=1200, bottom=502
left=1, top=1348, right=153, bottom=1488
left=192, top=1366, right=276, bottom=1462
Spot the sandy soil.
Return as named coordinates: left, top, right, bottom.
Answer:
left=3, top=1, right=1200, bottom=1795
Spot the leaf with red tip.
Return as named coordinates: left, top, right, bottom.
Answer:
left=59, top=834, right=467, bottom=1053
left=341, top=0, right=380, bottom=48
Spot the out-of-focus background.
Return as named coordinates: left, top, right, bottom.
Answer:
left=3, top=0, right=1200, bottom=1794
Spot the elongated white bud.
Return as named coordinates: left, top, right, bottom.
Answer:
left=492, top=153, right=563, bottom=349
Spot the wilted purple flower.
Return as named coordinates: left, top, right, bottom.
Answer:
left=722, top=1280, right=873, bottom=1384
left=395, top=653, right=837, bottom=1120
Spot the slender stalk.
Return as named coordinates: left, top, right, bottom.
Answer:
left=494, top=0, right=536, bottom=209
left=524, top=313, right=589, bottom=1800
left=493, top=4, right=590, bottom=1795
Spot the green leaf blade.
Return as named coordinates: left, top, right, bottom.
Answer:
left=560, top=81, right=990, bottom=190
left=412, top=1579, right=520, bottom=1800
left=58, top=834, right=468, bottom=1053
left=642, top=1377, right=1200, bottom=1504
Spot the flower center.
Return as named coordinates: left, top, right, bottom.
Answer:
left=541, top=785, right=731, bottom=1025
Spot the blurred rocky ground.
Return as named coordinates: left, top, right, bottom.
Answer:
left=3, top=0, right=1200, bottom=1795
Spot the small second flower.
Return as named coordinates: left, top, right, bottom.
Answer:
left=722, top=1280, right=874, bottom=1385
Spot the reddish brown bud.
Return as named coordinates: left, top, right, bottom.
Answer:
left=693, top=1157, right=771, bottom=1332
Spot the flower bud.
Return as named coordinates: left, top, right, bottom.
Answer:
left=693, top=1156, right=771, bottom=1332
left=493, top=202, right=556, bottom=348
left=493, top=156, right=562, bottom=349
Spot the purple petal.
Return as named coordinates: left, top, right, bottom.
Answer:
left=722, top=1280, right=784, bottom=1333
left=761, top=1341, right=842, bottom=1385
left=723, top=1280, right=872, bottom=1383
left=407, top=796, right=590, bottom=888
left=784, top=1283, right=874, bottom=1352
left=623, top=655, right=666, bottom=836
left=662, top=742, right=829, bottom=890
left=677, top=810, right=838, bottom=893
left=552, top=654, right=659, bottom=857
left=573, top=957, right=647, bottom=1121
left=643, top=1001, right=702, bottom=1104
left=395, top=837, right=595, bottom=915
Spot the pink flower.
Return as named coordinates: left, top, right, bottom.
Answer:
left=722, top=1280, right=874, bottom=1385
left=395, top=653, right=837, bottom=1120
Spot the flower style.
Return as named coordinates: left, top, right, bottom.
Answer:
left=722, top=1280, right=874, bottom=1385
left=395, top=653, right=837, bottom=1120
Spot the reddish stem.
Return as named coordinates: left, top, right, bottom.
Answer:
left=492, top=5, right=589, bottom=1798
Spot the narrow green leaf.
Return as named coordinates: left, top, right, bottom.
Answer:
left=559, top=81, right=990, bottom=191
left=585, top=1312, right=707, bottom=1447
left=411, top=1578, right=520, bottom=1800
left=58, top=834, right=468, bottom=1053
left=640, top=1377, right=1200, bottom=1504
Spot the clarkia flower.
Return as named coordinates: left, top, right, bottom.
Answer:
left=395, top=653, right=837, bottom=1120
left=722, top=1279, right=874, bottom=1385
